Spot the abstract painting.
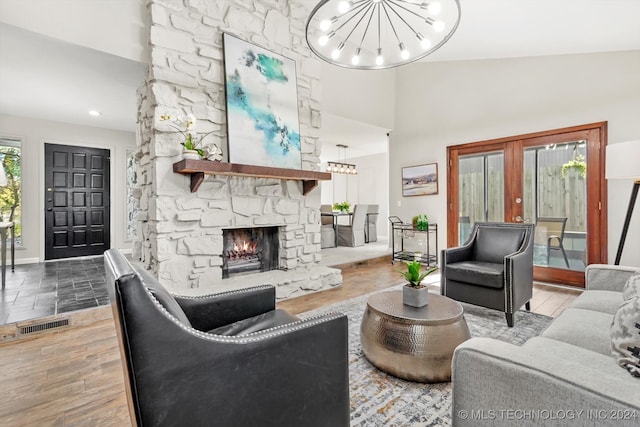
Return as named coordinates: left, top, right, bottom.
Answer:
left=223, top=33, right=301, bottom=169
left=402, top=163, right=439, bottom=196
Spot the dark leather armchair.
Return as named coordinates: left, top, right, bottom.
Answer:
left=105, top=249, right=349, bottom=427
left=440, top=222, right=534, bottom=327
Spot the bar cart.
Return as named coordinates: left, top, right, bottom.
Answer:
left=388, top=216, right=438, bottom=267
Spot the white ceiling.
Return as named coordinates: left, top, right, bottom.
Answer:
left=1, top=0, right=639, bottom=148
left=0, top=23, right=146, bottom=132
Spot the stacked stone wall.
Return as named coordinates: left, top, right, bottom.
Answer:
left=135, top=0, right=337, bottom=295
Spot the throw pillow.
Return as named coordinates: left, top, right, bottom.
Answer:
left=610, top=296, right=640, bottom=377
left=622, top=272, right=640, bottom=300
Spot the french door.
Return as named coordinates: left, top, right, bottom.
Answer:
left=447, top=123, right=608, bottom=287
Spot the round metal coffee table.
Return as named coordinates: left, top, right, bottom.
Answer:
left=360, top=290, right=471, bottom=383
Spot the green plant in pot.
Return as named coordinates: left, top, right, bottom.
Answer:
left=332, top=201, right=350, bottom=213
left=160, top=113, right=221, bottom=160
left=412, top=214, right=429, bottom=231
left=399, top=260, right=438, bottom=308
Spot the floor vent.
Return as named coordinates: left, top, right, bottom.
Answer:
left=19, top=319, right=70, bottom=335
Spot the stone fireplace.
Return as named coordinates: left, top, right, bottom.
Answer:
left=133, top=0, right=342, bottom=299
left=222, top=227, right=280, bottom=278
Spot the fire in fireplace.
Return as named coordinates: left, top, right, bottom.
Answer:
left=222, top=227, right=279, bottom=278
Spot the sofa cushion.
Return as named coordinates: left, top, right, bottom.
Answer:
left=208, top=309, right=299, bottom=336
left=134, top=266, right=192, bottom=327
left=446, top=261, right=504, bottom=288
left=569, top=290, right=624, bottom=315
left=623, top=272, right=640, bottom=300
left=473, top=227, right=525, bottom=264
left=611, top=296, right=640, bottom=377
left=541, top=308, right=613, bottom=356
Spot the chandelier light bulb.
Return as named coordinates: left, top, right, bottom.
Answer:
left=399, top=43, right=410, bottom=60
left=427, top=2, right=442, bottom=15
left=376, top=48, right=384, bottom=66
left=320, top=19, right=332, bottom=31
left=338, top=1, right=351, bottom=13
left=433, top=20, right=445, bottom=32
left=318, top=35, right=329, bottom=46
left=351, top=48, right=361, bottom=65
left=417, top=33, right=432, bottom=49
left=331, top=42, right=345, bottom=59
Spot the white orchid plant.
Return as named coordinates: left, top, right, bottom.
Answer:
left=160, top=114, right=222, bottom=161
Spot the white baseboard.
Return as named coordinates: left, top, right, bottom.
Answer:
left=14, top=257, right=40, bottom=265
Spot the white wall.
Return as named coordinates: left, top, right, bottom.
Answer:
left=0, top=114, right=136, bottom=263
left=0, top=0, right=148, bottom=63
left=321, top=151, right=389, bottom=239
left=390, top=50, right=640, bottom=267
left=321, top=62, right=397, bottom=130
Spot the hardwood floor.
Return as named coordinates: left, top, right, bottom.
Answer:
left=0, top=260, right=581, bottom=426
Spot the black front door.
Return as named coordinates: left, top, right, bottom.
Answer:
left=45, top=143, right=110, bottom=260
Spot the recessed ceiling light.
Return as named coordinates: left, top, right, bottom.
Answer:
left=88, top=110, right=102, bottom=116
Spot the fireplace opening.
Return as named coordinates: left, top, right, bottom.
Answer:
left=222, top=227, right=279, bottom=278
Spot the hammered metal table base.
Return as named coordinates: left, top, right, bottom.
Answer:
left=360, top=291, right=471, bottom=383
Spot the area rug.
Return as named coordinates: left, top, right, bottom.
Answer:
left=300, top=287, right=552, bottom=427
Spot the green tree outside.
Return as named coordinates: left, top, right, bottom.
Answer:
left=0, top=146, right=21, bottom=243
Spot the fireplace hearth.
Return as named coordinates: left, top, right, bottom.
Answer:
left=222, top=227, right=279, bottom=278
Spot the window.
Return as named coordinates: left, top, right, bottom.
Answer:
left=0, top=138, right=21, bottom=246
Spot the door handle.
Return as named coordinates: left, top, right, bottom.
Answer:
left=515, top=216, right=523, bottom=222
left=47, top=208, right=52, bottom=211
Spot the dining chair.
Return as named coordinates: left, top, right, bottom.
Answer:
left=364, top=204, right=379, bottom=243
left=320, top=204, right=336, bottom=248
left=535, top=217, right=570, bottom=268
left=337, top=204, right=367, bottom=247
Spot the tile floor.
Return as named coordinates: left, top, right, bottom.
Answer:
left=0, top=239, right=393, bottom=326
left=0, top=257, right=109, bottom=325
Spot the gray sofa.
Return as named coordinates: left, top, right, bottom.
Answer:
left=452, top=264, right=640, bottom=426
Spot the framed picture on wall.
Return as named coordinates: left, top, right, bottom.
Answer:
left=402, top=163, right=438, bottom=196
left=222, top=33, right=302, bottom=169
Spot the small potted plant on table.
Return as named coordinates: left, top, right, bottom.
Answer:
left=332, top=201, right=351, bottom=213
left=399, top=260, right=438, bottom=308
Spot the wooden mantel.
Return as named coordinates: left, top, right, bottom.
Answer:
left=173, top=159, right=332, bottom=195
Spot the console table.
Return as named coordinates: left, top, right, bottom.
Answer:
left=0, top=222, right=15, bottom=289
left=388, top=216, right=438, bottom=267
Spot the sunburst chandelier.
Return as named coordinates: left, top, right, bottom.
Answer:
left=306, top=0, right=461, bottom=70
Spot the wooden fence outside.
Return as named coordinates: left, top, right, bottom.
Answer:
left=459, top=166, right=586, bottom=232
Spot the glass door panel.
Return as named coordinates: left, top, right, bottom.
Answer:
left=523, top=141, right=587, bottom=272
left=458, top=152, right=504, bottom=244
